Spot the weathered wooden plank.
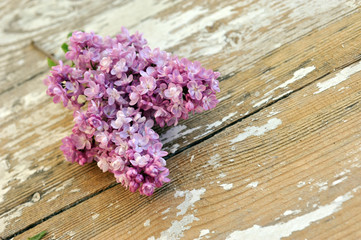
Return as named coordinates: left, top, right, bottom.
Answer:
left=14, top=58, right=361, bottom=240
left=0, top=44, right=48, bottom=96
left=2, top=8, right=361, bottom=238
left=0, top=0, right=358, bottom=90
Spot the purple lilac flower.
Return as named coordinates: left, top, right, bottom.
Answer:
left=84, top=81, right=101, bottom=99
left=187, top=81, right=206, bottom=100
left=44, top=27, right=220, bottom=196
left=111, top=59, right=128, bottom=78
left=164, top=83, right=182, bottom=102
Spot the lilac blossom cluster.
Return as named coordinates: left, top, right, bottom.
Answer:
left=44, top=28, right=220, bottom=196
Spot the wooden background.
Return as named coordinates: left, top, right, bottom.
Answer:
left=1, top=0, right=361, bottom=239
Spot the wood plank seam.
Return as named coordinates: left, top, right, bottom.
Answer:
left=6, top=55, right=361, bottom=239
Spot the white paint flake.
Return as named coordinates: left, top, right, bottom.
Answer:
left=0, top=201, right=33, bottom=234
left=315, top=181, right=328, bottom=192
left=43, top=178, right=75, bottom=197
left=162, top=208, right=171, bottom=215
left=297, top=181, right=306, bottom=188
left=226, top=186, right=361, bottom=240
left=160, top=125, right=187, bottom=144
left=267, top=66, right=316, bottom=96
left=207, top=154, right=222, bottom=169
left=46, top=194, right=60, bottom=202
left=0, top=158, right=37, bottom=203
left=267, top=110, right=280, bottom=117
left=335, top=169, right=350, bottom=177
left=92, top=213, right=100, bottom=220
left=236, top=101, right=244, bottom=107
left=206, top=112, right=237, bottom=130
left=55, top=178, right=74, bottom=192
left=69, top=188, right=80, bottom=193
left=195, top=112, right=237, bottom=140
left=174, top=188, right=206, bottom=216
left=254, top=66, right=315, bottom=107
left=218, top=94, right=232, bottom=102
left=169, top=143, right=180, bottom=153
left=194, top=229, right=210, bottom=240
left=67, top=231, right=76, bottom=237
left=246, top=181, right=259, bottom=188
left=332, top=176, right=348, bottom=186
left=190, top=155, right=195, bottom=163
left=220, top=183, right=233, bottom=190
left=230, top=118, right=282, bottom=144
left=148, top=214, right=199, bottom=240
left=314, top=60, right=361, bottom=94
left=149, top=188, right=206, bottom=240
left=144, top=219, right=151, bottom=227
left=253, top=96, right=272, bottom=108
left=217, top=173, right=227, bottom=178
left=283, top=209, right=301, bottom=216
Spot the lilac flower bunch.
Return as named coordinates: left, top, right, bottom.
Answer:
left=44, top=28, right=220, bottom=196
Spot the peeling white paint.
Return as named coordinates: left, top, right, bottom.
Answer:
left=44, top=178, right=74, bottom=197
left=0, top=158, right=37, bottom=203
left=169, top=143, right=180, bottom=153
left=315, top=181, right=328, bottom=192
left=206, top=154, right=222, bottom=169
left=150, top=188, right=206, bottom=240
left=55, top=178, right=74, bottom=192
left=148, top=214, right=199, bottom=240
left=218, top=94, right=232, bottom=102
left=272, top=90, right=293, bottom=101
left=193, top=130, right=212, bottom=140
left=46, top=194, right=60, bottom=202
left=267, top=110, right=280, bottom=117
left=236, top=101, right=244, bottom=107
left=217, top=173, right=227, bottom=179
left=297, top=181, right=306, bottom=188
left=220, top=183, right=233, bottom=190
left=206, top=112, right=237, bottom=130
left=253, top=96, right=272, bottom=108
left=314, top=60, right=361, bottom=94
left=266, top=66, right=316, bottom=97
left=246, top=181, right=258, bottom=188
left=283, top=209, right=301, bottom=216
left=254, top=66, right=315, bottom=107
left=92, top=213, right=100, bottom=220
left=160, top=125, right=187, bottom=144
left=230, top=118, right=282, bottom=144
left=174, top=188, right=206, bottom=216
left=160, top=125, right=201, bottom=145
left=332, top=176, right=348, bottom=186
left=194, top=229, right=210, bottom=240
left=0, top=201, right=33, bottom=234
left=162, top=208, right=171, bottom=215
left=67, top=231, right=76, bottom=237
left=144, top=219, right=151, bottom=227
left=335, top=169, right=350, bottom=177
left=69, top=188, right=80, bottom=193
left=226, top=186, right=361, bottom=240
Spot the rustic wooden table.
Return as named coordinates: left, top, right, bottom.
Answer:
left=1, top=0, right=361, bottom=239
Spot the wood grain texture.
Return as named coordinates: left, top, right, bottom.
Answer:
left=0, top=0, right=358, bottom=91
left=14, top=57, right=361, bottom=240
left=1, top=0, right=361, bottom=239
